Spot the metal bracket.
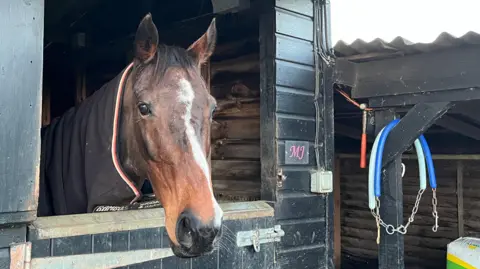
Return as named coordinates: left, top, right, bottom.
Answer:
left=236, top=225, right=285, bottom=252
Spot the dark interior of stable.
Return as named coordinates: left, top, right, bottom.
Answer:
left=43, top=0, right=261, bottom=202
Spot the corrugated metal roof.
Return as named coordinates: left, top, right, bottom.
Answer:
left=333, top=31, right=480, bottom=62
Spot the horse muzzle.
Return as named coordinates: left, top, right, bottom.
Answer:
left=172, top=210, right=222, bottom=258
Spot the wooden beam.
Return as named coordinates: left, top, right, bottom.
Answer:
left=435, top=115, right=480, bottom=141
left=335, top=122, right=374, bottom=142
left=450, top=100, right=480, bottom=126
left=333, top=58, right=356, bottom=88
left=375, top=110, right=404, bottom=269
left=334, top=157, right=341, bottom=269
left=42, top=86, right=51, bottom=127
left=44, top=0, right=105, bottom=43
left=368, top=87, right=480, bottom=108
left=381, top=102, right=452, bottom=167
left=335, top=46, right=480, bottom=99
left=456, top=160, right=464, bottom=237
left=211, top=53, right=259, bottom=78
left=72, top=33, right=87, bottom=105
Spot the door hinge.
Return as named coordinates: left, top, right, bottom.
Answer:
left=236, top=225, right=285, bottom=252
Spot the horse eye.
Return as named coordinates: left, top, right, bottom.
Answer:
left=138, top=103, right=151, bottom=116
left=210, top=105, right=217, bottom=119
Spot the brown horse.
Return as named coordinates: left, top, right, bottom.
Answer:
left=38, top=13, right=222, bottom=258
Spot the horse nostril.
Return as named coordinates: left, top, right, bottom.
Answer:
left=177, top=212, right=194, bottom=249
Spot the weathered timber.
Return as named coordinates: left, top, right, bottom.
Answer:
left=42, top=86, right=51, bottom=127
left=213, top=180, right=260, bottom=198
left=211, top=160, right=260, bottom=181
left=211, top=118, right=260, bottom=140
left=211, top=140, right=260, bottom=160
left=211, top=53, right=259, bottom=78
left=211, top=73, right=260, bottom=99
left=211, top=36, right=259, bottom=61
left=214, top=98, right=260, bottom=118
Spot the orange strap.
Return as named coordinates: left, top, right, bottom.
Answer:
left=360, top=133, right=367, bottom=168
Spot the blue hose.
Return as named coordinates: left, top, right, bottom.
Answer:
left=374, top=119, right=400, bottom=197
left=372, top=118, right=436, bottom=197
left=369, top=129, right=427, bottom=207
left=419, top=135, right=437, bottom=189
left=368, top=127, right=385, bottom=209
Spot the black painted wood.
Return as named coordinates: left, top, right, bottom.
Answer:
left=350, top=46, right=480, bottom=99
left=275, top=194, right=326, bottom=220
left=277, top=171, right=311, bottom=192
left=276, top=9, right=313, bottom=42
left=279, top=219, right=326, bottom=249
left=375, top=110, right=405, bottom=269
left=368, top=87, right=480, bottom=108
left=0, top=248, right=9, bottom=269
left=259, top=0, right=279, bottom=203
left=52, top=235, right=92, bottom=256
left=381, top=102, right=452, bottom=166
left=0, top=0, right=43, bottom=222
left=276, top=117, right=316, bottom=141
left=277, top=247, right=326, bottom=269
left=323, top=64, right=336, bottom=269
left=276, top=60, right=315, bottom=91
left=276, top=89, right=315, bottom=116
left=0, top=225, right=26, bottom=248
left=276, top=0, right=313, bottom=17
left=29, top=217, right=275, bottom=269
left=259, top=0, right=333, bottom=268
left=275, top=34, right=314, bottom=66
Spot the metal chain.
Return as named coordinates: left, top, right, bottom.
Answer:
left=432, top=188, right=439, bottom=232
left=372, top=188, right=425, bottom=237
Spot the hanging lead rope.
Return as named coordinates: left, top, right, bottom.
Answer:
left=368, top=118, right=439, bottom=243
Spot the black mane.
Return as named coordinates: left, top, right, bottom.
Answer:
left=152, top=44, right=197, bottom=81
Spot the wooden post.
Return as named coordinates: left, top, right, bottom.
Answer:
left=72, top=32, right=87, bottom=105
left=0, top=0, right=44, bottom=229
left=42, top=86, right=51, bottom=127
left=457, top=160, right=464, bottom=237
left=334, top=157, right=341, bottom=269
left=375, top=109, right=405, bottom=269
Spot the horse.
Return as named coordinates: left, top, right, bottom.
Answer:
left=38, top=13, right=223, bottom=258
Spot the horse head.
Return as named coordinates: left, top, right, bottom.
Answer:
left=120, top=13, right=222, bottom=258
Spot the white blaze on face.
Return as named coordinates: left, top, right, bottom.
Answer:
left=177, top=78, right=223, bottom=227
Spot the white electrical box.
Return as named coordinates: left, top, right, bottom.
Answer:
left=310, top=170, right=333, bottom=193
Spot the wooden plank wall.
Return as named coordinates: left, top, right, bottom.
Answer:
left=259, top=0, right=335, bottom=268
left=338, top=156, right=480, bottom=269
left=0, top=0, right=43, bottom=222
left=30, top=216, right=275, bottom=269
left=209, top=33, right=261, bottom=202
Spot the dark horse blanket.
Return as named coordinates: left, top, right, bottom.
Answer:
left=38, top=63, right=143, bottom=216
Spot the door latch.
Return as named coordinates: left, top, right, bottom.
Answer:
left=236, top=225, right=285, bottom=252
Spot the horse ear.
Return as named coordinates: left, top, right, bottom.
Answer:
left=187, top=18, right=217, bottom=66
left=134, top=13, right=159, bottom=64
